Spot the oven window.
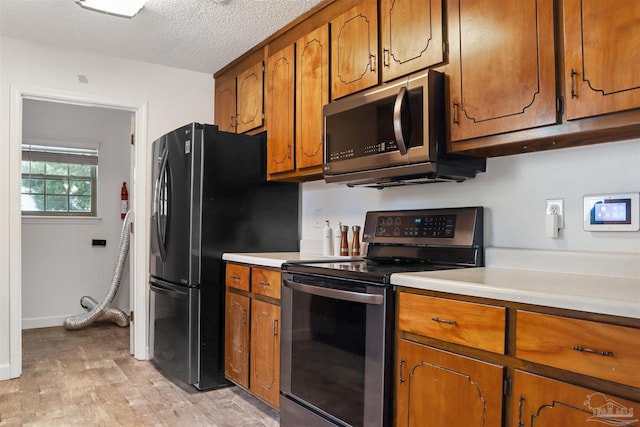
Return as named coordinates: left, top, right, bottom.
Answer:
left=290, top=290, right=366, bottom=426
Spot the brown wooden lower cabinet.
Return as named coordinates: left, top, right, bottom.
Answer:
left=513, top=370, right=640, bottom=427
left=396, top=288, right=640, bottom=426
left=250, top=299, right=280, bottom=407
left=396, top=339, right=504, bottom=427
left=224, top=262, right=281, bottom=409
left=224, top=291, right=249, bottom=388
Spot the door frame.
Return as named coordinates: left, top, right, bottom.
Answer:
left=8, top=85, right=150, bottom=377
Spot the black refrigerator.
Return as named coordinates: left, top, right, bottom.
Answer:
left=149, top=122, right=299, bottom=390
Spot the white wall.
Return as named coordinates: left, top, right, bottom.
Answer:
left=0, top=36, right=214, bottom=379
left=21, top=99, right=132, bottom=329
left=301, top=138, right=640, bottom=255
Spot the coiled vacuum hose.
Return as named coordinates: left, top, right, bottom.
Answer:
left=63, top=210, right=131, bottom=330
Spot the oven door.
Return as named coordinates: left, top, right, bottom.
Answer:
left=280, top=273, right=393, bottom=427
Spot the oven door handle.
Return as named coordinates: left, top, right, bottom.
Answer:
left=283, top=279, right=384, bottom=305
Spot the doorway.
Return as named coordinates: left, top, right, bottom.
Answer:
left=21, top=99, right=133, bottom=331
left=8, top=87, right=150, bottom=378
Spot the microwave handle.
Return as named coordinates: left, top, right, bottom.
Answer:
left=393, top=86, right=411, bottom=155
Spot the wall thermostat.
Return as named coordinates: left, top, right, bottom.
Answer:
left=583, top=192, right=639, bottom=231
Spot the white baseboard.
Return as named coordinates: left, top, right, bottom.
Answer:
left=22, top=315, right=70, bottom=330
left=0, top=363, right=12, bottom=381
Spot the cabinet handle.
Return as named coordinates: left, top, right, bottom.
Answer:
left=452, top=101, right=460, bottom=125
left=383, top=48, right=390, bottom=68
left=431, top=317, right=457, bottom=326
left=517, top=396, right=526, bottom=427
left=231, top=274, right=241, bottom=281
left=259, top=280, right=270, bottom=287
left=399, top=359, right=406, bottom=383
left=287, top=144, right=291, bottom=159
left=370, top=54, right=376, bottom=72
left=274, top=319, right=278, bottom=336
left=242, top=309, right=247, bottom=325
left=571, top=345, right=614, bottom=357
left=570, top=68, right=578, bottom=99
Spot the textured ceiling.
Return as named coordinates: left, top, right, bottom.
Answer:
left=0, top=0, right=324, bottom=74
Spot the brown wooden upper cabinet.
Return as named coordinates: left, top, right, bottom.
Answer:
left=296, top=25, right=329, bottom=172
left=330, top=0, right=378, bottom=100
left=215, top=62, right=264, bottom=134
left=236, top=62, right=265, bottom=133
left=266, top=45, right=295, bottom=174
left=447, top=0, right=557, bottom=142
left=266, top=25, right=329, bottom=179
left=214, top=78, right=236, bottom=133
left=380, top=0, right=444, bottom=83
left=562, top=0, right=640, bottom=120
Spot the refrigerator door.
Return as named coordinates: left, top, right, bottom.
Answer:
left=150, top=123, right=203, bottom=286
left=149, top=278, right=200, bottom=385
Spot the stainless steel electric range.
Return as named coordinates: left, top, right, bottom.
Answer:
left=280, top=207, right=484, bottom=427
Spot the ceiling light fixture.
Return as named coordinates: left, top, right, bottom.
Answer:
left=76, top=0, right=147, bottom=18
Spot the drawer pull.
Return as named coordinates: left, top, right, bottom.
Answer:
left=231, top=274, right=241, bottom=281
left=259, top=280, right=270, bottom=287
left=431, top=317, right=457, bottom=326
left=571, top=345, right=614, bottom=357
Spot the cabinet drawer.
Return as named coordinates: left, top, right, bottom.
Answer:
left=251, top=268, right=281, bottom=300
left=398, top=293, right=506, bottom=354
left=516, top=311, right=640, bottom=388
left=225, top=263, right=250, bottom=291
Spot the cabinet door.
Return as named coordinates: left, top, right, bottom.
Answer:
left=396, top=339, right=504, bottom=427
left=296, top=24, right=329, bottom=171
left=250, top=299, right=280, bottom=408
left=225, top=291, right=249, bottom=388
left=513, top=370, right=640, bottom=427
left=448, top=0, right=557, bottom=142
left=330, top=0, right=378, bottom=100
left=380, top=0, right=444, bottom=82
left=266, top=45, right=296, bottom=174
left=563, top=0, right=640, bottom=120
left=237, top=62, right=264, bottom=133
left=215, top=78, right=236, bottom=133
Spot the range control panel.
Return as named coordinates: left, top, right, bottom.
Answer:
left=374, top=214, right=456, bottom=238
left=362, top=207, right=483, bottom=247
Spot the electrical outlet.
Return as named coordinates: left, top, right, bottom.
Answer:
left=545, top=199, right=564, bottom=228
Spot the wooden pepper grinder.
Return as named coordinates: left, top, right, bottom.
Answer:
left=351, top=225, right=361, bottom=256
left=340, top=224, right=350, bottom=256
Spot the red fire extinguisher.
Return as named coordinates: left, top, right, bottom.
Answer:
left=121, top=182, right=129, bottom=220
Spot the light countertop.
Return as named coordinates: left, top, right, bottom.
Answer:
left=391, top=267, right=640, bottom=319
left=223, top=248, right=640, bottom=319
left=222, top=252, right=354, bottom=268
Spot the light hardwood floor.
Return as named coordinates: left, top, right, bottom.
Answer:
left=0, top=324, right=279, bottom=426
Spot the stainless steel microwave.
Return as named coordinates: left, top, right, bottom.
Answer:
left=323, top=70, right=486, bottom=188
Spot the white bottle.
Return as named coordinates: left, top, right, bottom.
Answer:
left=322, top=220, right=333, bottom=256
left=334, top=221, right=342, bottom=256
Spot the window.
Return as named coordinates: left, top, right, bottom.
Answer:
left=21, top=144, right=98, bottom=216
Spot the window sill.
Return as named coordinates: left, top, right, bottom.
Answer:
left=22, top=216, right=103, bottom=225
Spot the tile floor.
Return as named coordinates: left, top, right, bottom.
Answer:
left=0, top=324, right=279, bottom=426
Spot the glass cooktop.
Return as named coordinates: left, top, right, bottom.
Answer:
left=283, top=259, right=465, bottom=285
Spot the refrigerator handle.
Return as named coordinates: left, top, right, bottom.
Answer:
left=153, top=147, right=169, bottom=261
left=149, top=280, right=188, bottom=297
